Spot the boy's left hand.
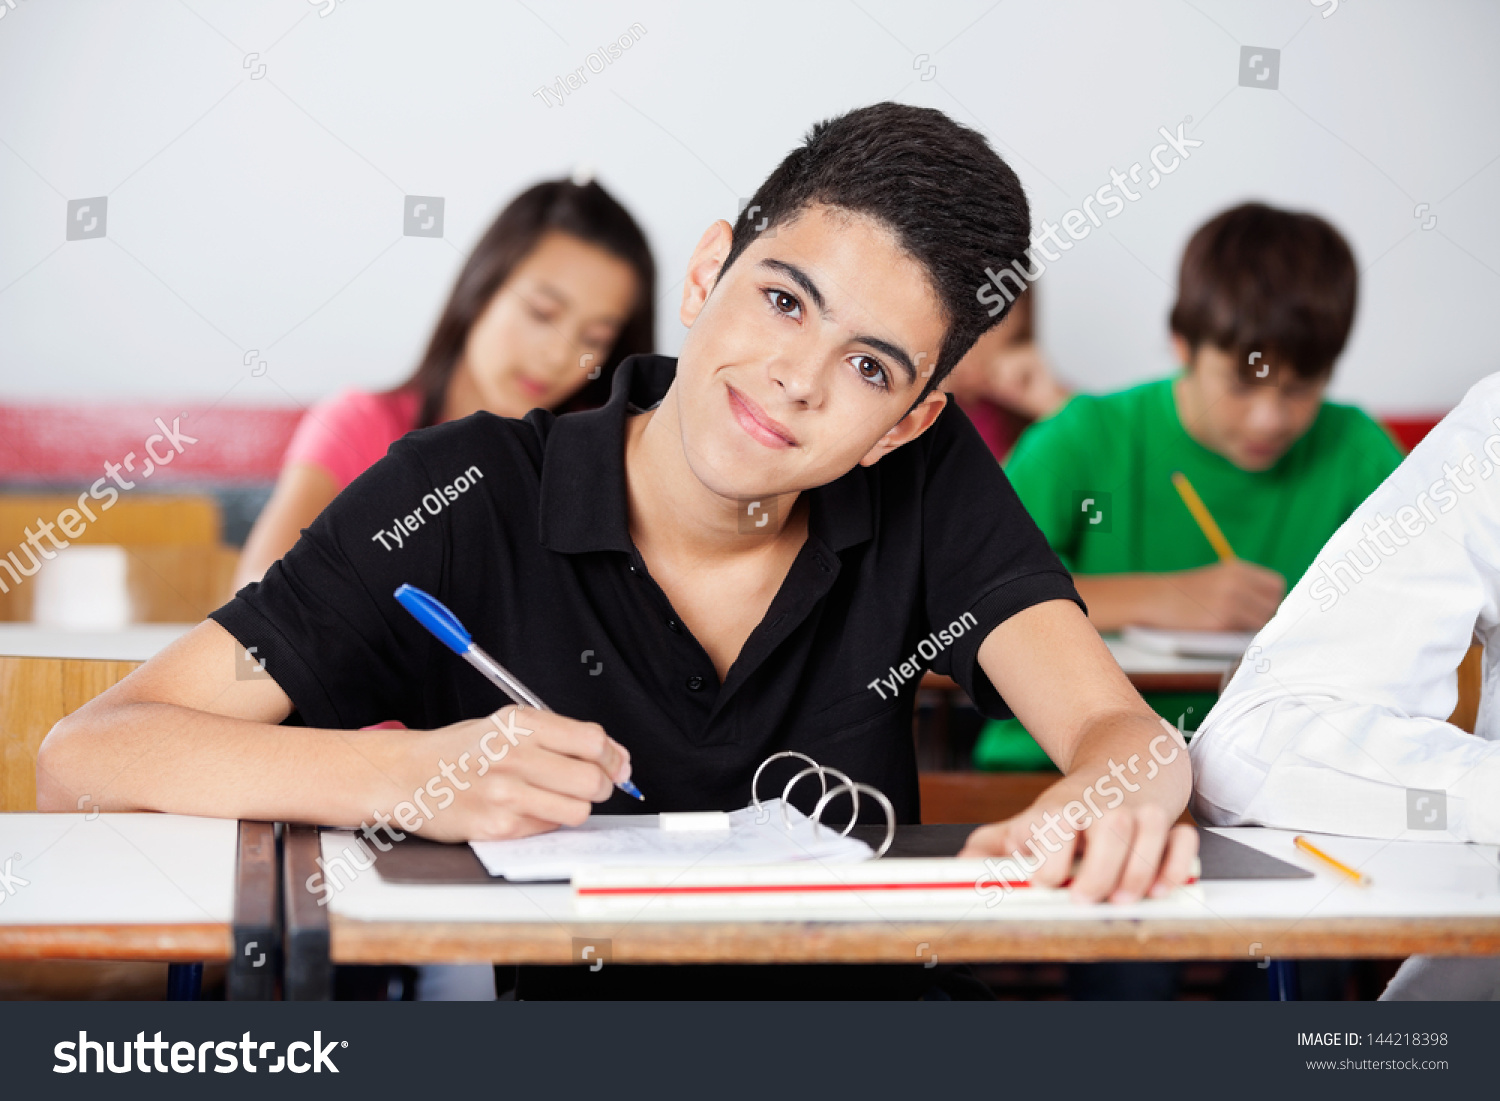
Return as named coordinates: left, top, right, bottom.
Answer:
left=958, top=777, right=1199, bottom=903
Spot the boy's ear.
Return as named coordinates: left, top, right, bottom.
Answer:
left=859, top=390, right=948, bottom=467
left=1171, top=333, right=1193, bottom=368
left=679, top=220, right=735, bottom=329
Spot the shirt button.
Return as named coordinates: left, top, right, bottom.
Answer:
left=686, top=675, right=704, bottom=691
left=666, top=619, right=682, bottom=633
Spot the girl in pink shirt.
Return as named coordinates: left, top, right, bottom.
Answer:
left=234, top=178, right=656, bottom=588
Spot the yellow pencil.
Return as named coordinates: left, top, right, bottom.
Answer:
left=1293, top=835, right=1372, bottom=886
left=1171, top=471, right=1236, bottom=561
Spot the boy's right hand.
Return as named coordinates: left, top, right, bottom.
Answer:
left=397, top=706, right=633, bottom=843
left=1167, top=559, right=1286, bottom=631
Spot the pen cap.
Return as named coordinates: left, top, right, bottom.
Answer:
left=394, top=584, right=472, bottom=655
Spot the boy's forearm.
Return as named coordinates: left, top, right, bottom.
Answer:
left=38, top=701, right=414, bottom=827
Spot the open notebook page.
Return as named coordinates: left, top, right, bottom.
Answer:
left=469, top=799, right=872, bottom=881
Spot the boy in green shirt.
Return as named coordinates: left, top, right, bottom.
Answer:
left=977, top=202, right=1404, bottom=768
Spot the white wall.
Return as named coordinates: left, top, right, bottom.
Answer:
left=1, top=0, right=1495, bottom=413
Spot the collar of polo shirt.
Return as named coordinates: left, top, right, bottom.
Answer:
left=536, top=354, right=875, bottom=557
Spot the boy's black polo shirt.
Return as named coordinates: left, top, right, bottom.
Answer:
left=211, top=354, right=1080, bottom=823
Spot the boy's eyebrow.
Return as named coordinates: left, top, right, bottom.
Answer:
left=758, top=258, right=921, bottom=386
left=760, top=259, right=827, bottom=313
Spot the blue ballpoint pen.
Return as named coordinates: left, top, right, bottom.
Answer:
left=393, top=583, right=644, bottom=801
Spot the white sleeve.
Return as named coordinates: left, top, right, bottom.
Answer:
left=1188, top=373, right=1500, bottom=844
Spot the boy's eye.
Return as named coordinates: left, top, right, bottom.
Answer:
left=765, top=288, right=801, bottom=318
left=852, top=354, right=889, bottom=391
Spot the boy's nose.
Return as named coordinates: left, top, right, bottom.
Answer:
left=767, top=355, right=824, bottom=405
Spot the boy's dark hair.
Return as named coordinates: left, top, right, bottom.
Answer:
left=721, top=103, right=1030, bottom=399
left=1169, top=202, right=1357, bottom=381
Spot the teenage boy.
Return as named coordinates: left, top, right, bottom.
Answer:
left=1191, top=372, right=1500, bottom=999
left=976, top=202, right=1403, bottom=770
left=39, top=104, right=1195, bottom=994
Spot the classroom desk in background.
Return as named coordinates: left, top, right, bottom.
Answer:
left=918, top=636, right=1230, bottom=698
left=0, top=815, right=277, bottom=1000
left=1102, top=635, right=1229, bottom=693
left=281, top=824, right=1500, bottom=998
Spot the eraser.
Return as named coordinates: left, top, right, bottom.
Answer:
left=658, top=811, right=732, bottom=832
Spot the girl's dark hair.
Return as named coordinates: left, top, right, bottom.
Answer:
left=1169, top=202, right=1356, bottom=381
left=393, top=179, right=656, bottom=428
left=720, top=102, right=1031, bottom=398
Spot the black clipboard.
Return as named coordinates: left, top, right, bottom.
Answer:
left=365, top=823, right=1311, bottom=885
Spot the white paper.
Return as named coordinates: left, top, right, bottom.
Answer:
left=469, top=800, right=872, bottom=881
left=1121, top=625, right=1256, bottom=660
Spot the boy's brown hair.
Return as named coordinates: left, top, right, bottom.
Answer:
left=1169, top=202, right=1357, bottom=381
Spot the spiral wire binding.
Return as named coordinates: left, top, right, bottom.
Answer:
left=749, top=750, right=896, bottom=858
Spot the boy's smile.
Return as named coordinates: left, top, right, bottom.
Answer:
left=726, top=384, right=798, bottom=449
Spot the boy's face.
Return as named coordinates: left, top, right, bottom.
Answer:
left=670, top=204, right=949, bottom=502
left=1174, top=337, right=1328, bottom=472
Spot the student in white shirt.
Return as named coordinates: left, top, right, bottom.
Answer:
left=1189, top=372, right=1500, bottom=1000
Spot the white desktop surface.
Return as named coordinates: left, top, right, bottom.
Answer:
left=0, top=623, right=195, bottom=662
left=0, top=813, right=237, bottom=925
left=322, top=827, right=1500, bottom=926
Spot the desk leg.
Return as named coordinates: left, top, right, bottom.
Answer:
left=1267, top=960, right=1301, bottom=1001
left=282, top=824, right=332, bottom=1001
left=167, top=962, right=203, bottom=1000
left=230, top=820, right=281, bottom=1000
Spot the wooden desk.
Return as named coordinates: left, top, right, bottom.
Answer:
left=282, top=825, right=1500, bottom=996
left=0, top=815, right=278, bottom=999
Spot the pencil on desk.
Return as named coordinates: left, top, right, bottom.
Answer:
left=1293, top=835, right=1371, bottom=886
left=1171, top=471, right=1236, bottom=561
